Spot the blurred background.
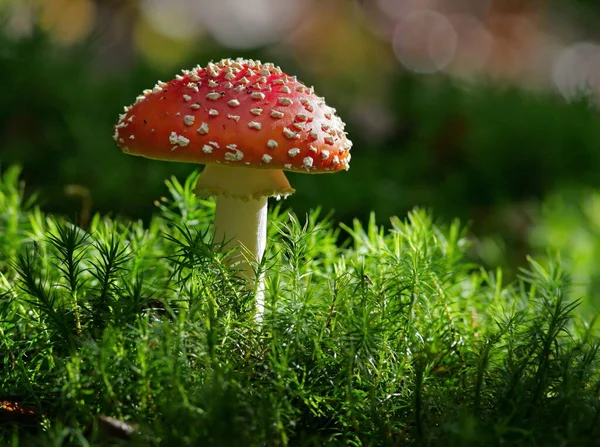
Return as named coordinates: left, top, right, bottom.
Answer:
left=2, top=0, right=600, bottom=310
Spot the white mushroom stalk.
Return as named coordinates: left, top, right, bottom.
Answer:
left=196, top=164, right=294, bottom=317
left=213, top=195, right=267, bottom=312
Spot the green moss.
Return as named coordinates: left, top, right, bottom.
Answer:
left=0, top=168, right=598, bottom=445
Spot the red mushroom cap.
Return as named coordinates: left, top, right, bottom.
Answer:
left=113, top=58, right=352, bottom=173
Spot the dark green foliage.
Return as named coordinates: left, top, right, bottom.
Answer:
left=1, top=169, right=599, bottom=446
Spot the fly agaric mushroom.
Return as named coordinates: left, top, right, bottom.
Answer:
left=113, top=58, right=352, bottom=316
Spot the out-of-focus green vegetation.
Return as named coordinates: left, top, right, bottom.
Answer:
left=529, top=190, right=600, bottom=312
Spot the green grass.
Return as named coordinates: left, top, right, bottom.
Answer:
left=1, top=165, right=599, bottom=446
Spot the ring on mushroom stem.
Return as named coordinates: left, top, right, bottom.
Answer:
left=113, top=58, right=352, bottom=319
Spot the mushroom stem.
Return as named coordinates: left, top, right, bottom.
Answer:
left=213, top=195, right=267, bottom=315
left=195, top=165, right=296, bottom=318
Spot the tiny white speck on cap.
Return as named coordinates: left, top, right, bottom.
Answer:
left=257, top=76, right=267, bottom=83
left=250, top=108, right=262, bottom=116
left=226, top=144, right=237, bottom=150
left=197, top=122, right=209, bottom=135
left=208, top=80, right=218, bottom=88
left=267, top=139, right=278, bottom=149
left=228, top=99, right=240, bottom=107
left=270, top=110, right=284, bottom=119
left=186, top=82, right=199, bottom=92
left=279, top=86, right=291, bottom=94
left=321, top=150, right=330, bottom=160
left=239, top=77, right=249, bottom=84
left=183, top=94, right=192, bottom=102
left=324, top=136, right=334, bottom=144
left=202, top=144, right=213, bottom=154
left=129, top=135, right=135, bottom=140
left=262, top=154, right=273, bottom=163
left=127, top=115, right=135, bottom=122
left=169, top=132, right=190, bottom=147
left=206, top=92, right=221, bottom=101
left=273, top=78, right=284, bottom=85
left=294, top=85, right=304, bottom=92
left=224, top=150, right=244, bottom=161
left=224, top=82, right=233, bottom=89
left=302, top=156, right=314, bottom=169
left=227, top=114, right=240, bottom=122
left=283, top=127, right=300, bottom=139
left=251, top=92, right=265, bottom=100
left=284, top=163, right=292, bottom=169
left=191, top=103, right=201, bottom=110
left=225, top=72, right=235, bottom=81
left=184, top=115, right=195, bottom=126
left=310, top=130, right=318, bottom=140
left=333, top=155, right=340, bottom=164
left=278, top=97, right=292, bottom=106
left=295, top=113, right=307, bottom=122
left=288, top=148, right=301, bottom=157
left=209, top=141, right=219, bottom=148
left=248, top=121, right=262, bottom=130
left=293, top=122, right=305, bottom=131
left=260, top=69, right=270, bottom=76
left=208, top=109, right=219, bottom=116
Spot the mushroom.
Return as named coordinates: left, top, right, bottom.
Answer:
left=113, top=58, right=352, bottom=317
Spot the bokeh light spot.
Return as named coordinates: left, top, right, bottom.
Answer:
left=445, top=14, right=493, bottom=77
left=141, top=0, right=204, bottom=41
left=195, top=0, right=307, bottom=49
left=393, top=10, right=457, bottom=74
left=552, top=42, right=600, bottom=101
left=134, top=15, right=195, bottom=69
left=37, top=0, right=96, bottom=46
